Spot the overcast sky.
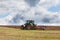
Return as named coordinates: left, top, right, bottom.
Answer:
left=0, top=0, right=60, bottom=25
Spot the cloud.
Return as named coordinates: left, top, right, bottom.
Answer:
left=39, top=0, right=59, bottom=8
left=25, top=0, right=40, bottom=7
left=0, top=0, right=60, bottom=25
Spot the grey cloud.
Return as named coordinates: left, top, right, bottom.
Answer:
left=25, top=0, right=40, bottom=7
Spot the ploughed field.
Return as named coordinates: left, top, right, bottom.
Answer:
left=0, top=27, right=60, bottom=40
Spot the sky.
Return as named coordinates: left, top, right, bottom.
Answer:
left=0, top=0, right=60, bottom=25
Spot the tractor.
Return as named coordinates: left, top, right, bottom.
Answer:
left=21, top=20, right=46, bottom=30
left=21, top=20, right=36, bottom=30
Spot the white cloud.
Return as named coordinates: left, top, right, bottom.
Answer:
left=0, top=0, right=60, bottom=25
left=38, top=0, right=59, bottom=8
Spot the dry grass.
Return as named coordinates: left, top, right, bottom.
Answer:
left=0, top=27, right=60, bottom=40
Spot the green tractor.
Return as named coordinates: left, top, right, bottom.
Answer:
left=21, top=20, right=36, bottom=30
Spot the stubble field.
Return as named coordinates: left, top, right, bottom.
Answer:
left=0, top=27, right=60, bottom=40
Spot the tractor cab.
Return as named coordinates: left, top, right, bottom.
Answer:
left=22, top=20, right=36, bottom=30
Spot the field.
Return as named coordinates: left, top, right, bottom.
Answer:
left=0, top=27, right=60, bottom=40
